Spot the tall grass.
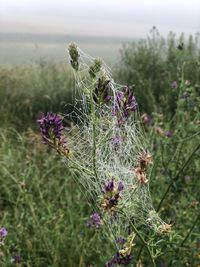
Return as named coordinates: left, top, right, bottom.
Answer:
left=0, top=128, right=112, bottom=266
left=0, top=61, right=75, bottom=129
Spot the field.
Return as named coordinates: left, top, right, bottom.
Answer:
left=0, top=30, right=200, bottom=266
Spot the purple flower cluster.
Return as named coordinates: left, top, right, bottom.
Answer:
left=105, top=251, right=132, bottom=266
left=93, top=77, right=111, bottom=104
left=113, top=87, right=137, bottom=124
left=170, top=81, right=178, bottom=89
left=102, top=179, right=124, bottom=211
left=86, top=213, right=102, bottom=229
left=111, top=136, right=121, bottom=147
left=116, top=236, right=126, bottom=245
left=37, top=112, right=64, bottom=143
left=141, top=113, right=152, bottom=126
left=165, top=131, right=173, bottom=138
left=104, top=179, right=124, bottom=193
left=0, top=227, right=8, bottom=238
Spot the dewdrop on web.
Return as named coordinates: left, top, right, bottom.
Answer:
left=37, top=43, right=171, bottom=266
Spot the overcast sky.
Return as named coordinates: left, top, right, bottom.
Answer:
left=0, top=0, right=200, bottom=37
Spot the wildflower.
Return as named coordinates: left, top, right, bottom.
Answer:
left=113, top=87, right=137, bottom=124
left=157, top=223, right=172, bottom=234
left=155, top=126, right=164, bottom=135
left=138, top=152, right=153, bottom=170
left=104, top=178, right=114, bottom=192
left=106, top=233, right=135, bottom=266
left=11, top=254, right=21, bottom=264
left=165, top=131, right=173, bottom=138
left=116, top=236, right=126, bottom=245
left=105, top=252, right=132, bottom=266
left=111, top=136, right=121, bottom=147
left=134, top=152, right=152, bottom=185
left=118, top=181, right=124, bottom=192
left=37, top=112, right=64, bottom=142
left=86, top=213, right=102, bottom=229
left=134, top=167, right=148, bottom=185
left=0, top=227, right=8, bottom=238
left=170, top=81, right=178, bottom=89
left=102, top=179, right=124, bottom=211
left=141, top=113, right=152, bottom=126
left=93, top=76, right=111, bottom=103
left=68, top=43, right=79, bottom=70
left=37, top=112, right=69, bottom=156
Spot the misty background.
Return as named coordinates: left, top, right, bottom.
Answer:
left=0, top=0, right=200, bottom=65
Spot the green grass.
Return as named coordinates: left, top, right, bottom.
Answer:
left=0, top=128, right=113, bottom=266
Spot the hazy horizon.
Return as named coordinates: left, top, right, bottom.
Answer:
left=1, top=0, right=200, bottom=38
left=1, top=0, right=199, bottom=65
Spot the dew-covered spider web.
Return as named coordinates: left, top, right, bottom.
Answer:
left=64, top=45, right=169, bottom=248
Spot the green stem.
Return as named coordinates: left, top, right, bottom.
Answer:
left=90, top=92, right=98, bottom=181
left=156, top=143, right=200, bottom=212
left=129, top=220, right=156, bottom=267
left=119, top=209, right=155, bottom=267
left=68, top=157, right=93, bottom=176
left=181, top=213, right=200, bottom=247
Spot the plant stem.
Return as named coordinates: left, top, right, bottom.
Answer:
left=157, top=143, right=200, bottom=212
left=181, top=213, right=200, bottom=247
left=129, top=220, right=156, bottom=267
left=119, top=209, right=156, bottom=267
left=90, top=92, right=98, bottom=181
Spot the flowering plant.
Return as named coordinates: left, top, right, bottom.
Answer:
left=37, top=44, right=171, bottom=266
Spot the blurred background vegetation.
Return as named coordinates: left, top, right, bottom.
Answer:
left=0, top=29, right=200, bottom=266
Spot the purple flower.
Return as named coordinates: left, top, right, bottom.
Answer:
left=11, top=254, right=21, bottom=264
left=170, top=81, right=178, bottom=89
left=165, top=131, right=173, bottom=138
left=116, top=236, right=126, bottom=245
left=118, top=181, right=124, bottom=192
left=111, top=136, right=121, bottom=146
left=102, top=179, right=124, bottom=211
left=113, top=87, right=137, bottom=124
left=105, top=251, right=132, bottom=266
left=141, top=113, right=152, bottom=126
left=87, top=213, right=101, bottom=229
left=104, top=179, right=114, bottom=193
left=0, top=227, right=8, bottom=238
left=37, top=112, right=64, bottom=143
left=93, top=77, right=111, bottom=104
